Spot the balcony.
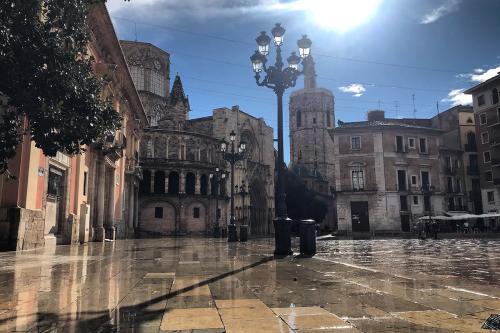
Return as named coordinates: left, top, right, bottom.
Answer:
left=494, top=178, right=500, bottom=186
left=490, top=137, right=500, bottom=148
left=464, top=143, right=477, bottom=152
left=467, top=166, right=479, bottom=175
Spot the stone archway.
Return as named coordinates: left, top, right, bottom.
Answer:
left=249, top=178, right=268, bottom=235
left=139, top=200, right=176, bottom=235
left=185, top=202, right=207, bottom=234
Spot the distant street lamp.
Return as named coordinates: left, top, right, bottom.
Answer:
left=250, top=24, right=312, bottom=256
left=221, top=130, right=246, bottom=242
left=209, top=167, right=227, bottom=237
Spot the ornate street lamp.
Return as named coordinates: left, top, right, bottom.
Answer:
left=250, top=24, right=312, bottom=256
left=221, top=130, right=246, bottom=242
left=209, top=167, right=227, bottom=237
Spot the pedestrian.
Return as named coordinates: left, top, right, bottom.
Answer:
left=425, top=220, right=431, bottom=239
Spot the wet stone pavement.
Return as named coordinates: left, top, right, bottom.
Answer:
left=0, top=238, right=499, bottom=332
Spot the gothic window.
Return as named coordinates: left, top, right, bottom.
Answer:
left=154, top=171, right=165, bottom=194
left=150, top=105, right=162, bottom=126
left=351, top=163, right=364, bottom=191
left=297, top=111, right=302, bottom=128
left=140, top=170, right=151, bottom=194
left=150, top=70, right=165, bottom=97
left=129, top=66, right=145, bottom=91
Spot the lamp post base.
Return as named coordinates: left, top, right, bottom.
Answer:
left=273, top=217, right=293, bottom=256
left=228, top=224, right=238, bottom=242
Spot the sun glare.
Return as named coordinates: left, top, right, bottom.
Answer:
left=306, top=0, right=381, bottom=33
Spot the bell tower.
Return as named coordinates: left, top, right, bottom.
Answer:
left=289, top=55, right=335, bottom=183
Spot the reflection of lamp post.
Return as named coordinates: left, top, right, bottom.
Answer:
left=221, top=130, right=246, bottom=242
left=250, top=24, right=312, bottom=256
left=210, top=167, right=227, bottom=237
left=237, top=180, right=249, bottom=226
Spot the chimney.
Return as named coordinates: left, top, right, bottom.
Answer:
left=367, top=110, right=385, bottom=122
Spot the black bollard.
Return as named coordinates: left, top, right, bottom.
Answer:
left=239, top=225, right=248, bottom=242
left=300, top=219, right=317, bottom=256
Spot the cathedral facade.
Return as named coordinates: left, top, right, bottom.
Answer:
left=120, top=41, right=275, bottom=236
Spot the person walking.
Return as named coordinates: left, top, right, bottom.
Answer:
left=431, top=220, right=438, bottom=240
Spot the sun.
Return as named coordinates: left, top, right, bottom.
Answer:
left=305, top=0, right=381, bottom=33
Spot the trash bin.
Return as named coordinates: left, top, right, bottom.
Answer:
left=300, top=219, right=317, bottom=256
left=239, top=225, right=248, bottom=242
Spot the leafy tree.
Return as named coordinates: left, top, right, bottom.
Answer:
left=0, top=0, right=122, bottom=173
left=283, top=170, right=328, bottom=224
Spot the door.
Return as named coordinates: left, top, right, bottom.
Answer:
left=45, top=167, right=64, bottom=235
left=400, top=214, right=410, bottom=232
left=397, top=170, right=407, bottom=191
left=351, top=201, right=369, bottom=232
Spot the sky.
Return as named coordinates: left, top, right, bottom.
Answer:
left=106, top=0, right=500, bottom=162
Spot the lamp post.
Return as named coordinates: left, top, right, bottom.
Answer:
left=250, top=24, right=312, bottom=256
left=221, top=130, right=246, bottom=242
left=209, top=167, right=227, bottom=238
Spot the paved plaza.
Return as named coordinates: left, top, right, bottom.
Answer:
left=0, top=238, right=499, bottom=332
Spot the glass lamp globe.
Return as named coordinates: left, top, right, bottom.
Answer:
left=256, top=31, right=271, bottom=56
left=271, top=23, right=285, bottom=46
left=297, top=34, right=312, bottom=58
left=287, top=52, right=300, bottom=70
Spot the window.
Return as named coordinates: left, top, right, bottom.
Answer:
left=467, top=117, right=473, bottom=124
left=492, top=88, right=499, bottom=105
left=487, top=191, right=495, bottom=203
left=447, top=177, right=453, bottom=192
left=481, top=132, right=489, bottom=144
left=485, top=171, right=493, bottom=182
left=400, top=195, right=408, bottom=211
left=313, top=117, right=317, bottom=124
left=129, top=66, right=145, bottom=91
left=484, top=151, right=491, bottom=163
left=411, top=175, right=417, bottom=186
left=413, top=196, right=419, bottom=205
left=193, top=207, right=200, bottom=218
left=456, top=178, right=461, bottom=192
left=454, top=159, right=460, bottom=169
left=478, top=95, right=485, bottom=106
left=150, top=70, right=166, bottom=97
left=147, top=139, right=154, bottom=158
left=421, top=171, right=430, bottom=190
left=479, top=113, right=487, bottom=125
left=351, top=136, right=361, bottom=150
left=154, top=207, right=163, bottom=219
left=456, top=197, right=463, bottom=210
left=351, top=164, right=364, bottom=191
left=297, top=111, right=302, bottom=128
left=419, top=138, right=427, bottom=154
left=397, top=170, right=407, bottom=191
left=408, top=137, right=415, bottom=149
left=83, top=171, right=87, bottom=196
left=396, top=136, right=404, bottom=152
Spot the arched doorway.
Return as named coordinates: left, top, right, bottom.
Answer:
left=249, top=178, right=268, bottom=235
left=154, top=171, right=165, bottom=194
left=140, top=170, right=151, bottom=194
left=200, top=174, right=208, bottom=195
left=185, top=172, right=195, bottom=194
left=185, top=202, right=206, bottom=233
left=168, top=172, right=179, bottom=194
left=139, top=201, right=176, bottom=235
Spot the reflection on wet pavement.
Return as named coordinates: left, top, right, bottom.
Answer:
left=0, top=238, right=498, bottom=332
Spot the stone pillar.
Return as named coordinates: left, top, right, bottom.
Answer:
left=180, top=172, right=186, bottom=194
left=195, top=171, right=200, bottom=194
left=127, top=180, right=134, bottom=236
left=134, top=187, right=139, bottom=229
left=150, top=169, right=155, bottom=193
left=106, top=168, right=116, bottom=240
left=95, top=158, right=105, bottom=241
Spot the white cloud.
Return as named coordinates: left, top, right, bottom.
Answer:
left=456, top=66, right=500, bottom=83
left=338, top=84, right=366, bottom=97
left=442, top=88, right=472, bottom=106
left=420, top=0, right=462, bottom=24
